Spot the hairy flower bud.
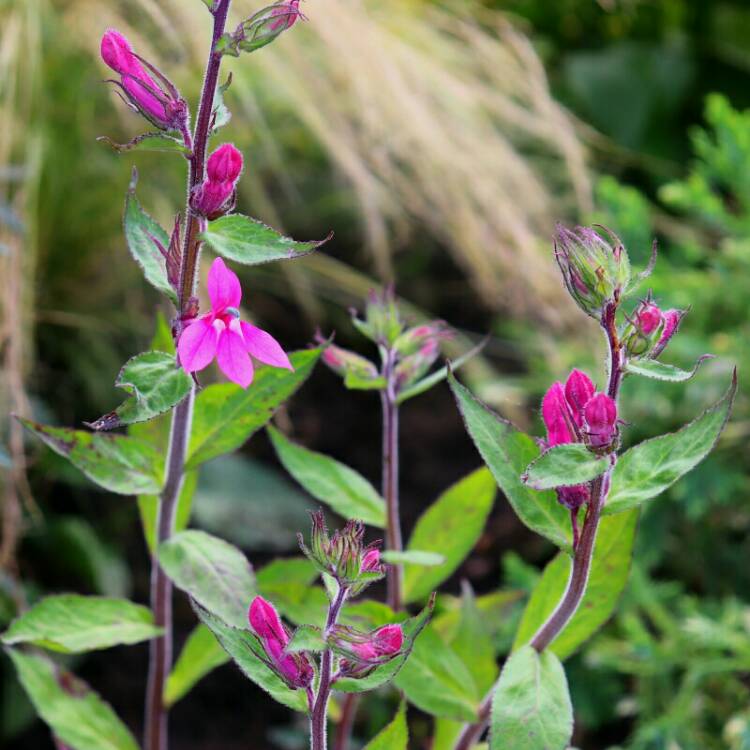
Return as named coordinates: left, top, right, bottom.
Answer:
left=394, top=321, right=450, bottom=357
left=101, top=29, right=188, bottom=132
left=206, top=143, right=244, bottom=183
left=316, top=336, right=382, bottom=388
left=248, top=597, right=314, bottom=689
left=650, top=308, right=687, bottom=359
left=190, top=180, right=235, bottom=220
left=331, top=623, right=404, bottom=677
left=394, top=340, right=441, bottom=391
left=219, top=0, right=304, bottom=56
left=583, top=393, right=618, bottom=450
left=542, top=382, right=576, bottom=447
left=554, top=224, right=631, bottom=319
left=563, top=369, right=595, bottom=427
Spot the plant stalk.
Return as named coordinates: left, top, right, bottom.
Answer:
left=143, top=3, right=231, bottom=749
left=311, top=585, right=348, bottom=750
left=453, top=303, right=624, bottom=750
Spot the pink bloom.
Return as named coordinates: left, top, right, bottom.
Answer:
left=206, top=143, right=244, bottom=183
left=636, top=303, right=663, bottom=335
left=584, top=393, right=618, bottom=449
left=248, top=596, right=313, bottom=689
left=177, top=258, right=292, bottom=388
left=192, top=144, right=244, bottom=219
left=350, top=624, right=403, bottom=662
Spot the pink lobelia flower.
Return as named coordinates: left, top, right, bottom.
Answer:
left=206, top=143, right=244, bottom=183
left=348, top=624, right=404, bottom=662
left=100, top=29, right=187, bottom=131
left=563, top=369, right=595, bottom=427
left=541, top=382, right=576, bottom=447
left=636, top=303, right=663, bottom=336
left=177, top=258, right=293, bottom=388
left=650, top=308, right=687, bottom=359
left=191, top=144, right=244, bottom=220
left=268, top=0, right=303, bottom=32
left=248, top=597, right=313, bottom=689
left=584, top=393, right=618, bottom=449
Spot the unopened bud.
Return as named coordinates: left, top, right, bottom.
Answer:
left=331, top=623, right=403, bottom=675
left=317, top=337, right=380, bottom=385
left=583, top=393, right=618, bottom=450
left=207, top=143, right=244, bottom=183
left=355, top=286, right=403, bottom=345
left=394, top=340, right=441, bottom=390
left=394, top=321, right=450, bottom=357
left=650, top=308, right=686, bottom=359
left=563, top=369, right=595, bottom=427
left=624, top=301, right=667, bottom=357
left=219, top=0, right=304, bottom=56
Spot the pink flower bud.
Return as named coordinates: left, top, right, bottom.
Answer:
left=583, top=393, right=618, bottom=449
left=557, top=485, right=589, bottom=511
left=190, top=180, right=235, bottom=220
left=268, top=0, right=302, bottom=32
left=636, top=303, right=663, bottom=335
left=249, top=596, right=287, bottom=644
left=207, top=143, right=244, bottom=184
left=650, top=308, right=686, bottom=358
left=349, top=624, right=403, bottom=661
left=541, top=382, right=575, bottom=446
left=564, top=369, right=595, bottom=425
left=361, top=547, right=381, bottom=572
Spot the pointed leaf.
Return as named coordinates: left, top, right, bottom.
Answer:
left=513, top=509, right=639, bottom=659
left=286, top=624, right=325, bottom=653
left=87, top=351, right=192, bottom=431
left=164, top=624, right=229, bottom=707
left=522, top=444, right=610, bottom=490
left=201, top=214, right=331, bottom=265
left=403, top=468, right=496, bottom=603
left=2, top=595, right=161, bottom=653
left=449, top=374, right=572, bottom=552
left=159, top=530, right=256, bottom=628
left=98, top=133, right=191, bottom=155
left=186, top=348, right=321, bottom=468
left=123, top=171, right=176, bottom=303
left=381, top=550, right=445, bottom=566
left=193, top=604, right=308, bottom=712
left=605, top=371, right=737, bottom=515
left=18, top=418, right=163, bottom=495
left=6, top=649, right=140, bottom=750
left=363, top=703, right=408, bottom=750
left=268, top=426, right=385, bottom=527
left=490, top=645, right=573, bottom=750
left=625, top=354, right=713, bottom=382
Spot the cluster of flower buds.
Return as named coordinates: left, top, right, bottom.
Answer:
left=190, top=143, right=244, bottom=220
left=330, top=623, right=404, bottom=678
left=299, top=512, right=385, bottom=594
left=392, top=322, right=451, bottom=391
left=101, top=29, right=188, bottom=133
left=554, top=224, right=631, bottom=320
left=624, top=298, right=686, bottom=359
left=316, top=336, right=382, bottom=387
left=541, top=369, right=618, bottom=509
left=248, top=596, right=314, bottom=689
left=217, top=0, right=304, bottom=56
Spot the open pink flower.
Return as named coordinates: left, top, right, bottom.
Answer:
left=177, top=258, right=292, bottom=388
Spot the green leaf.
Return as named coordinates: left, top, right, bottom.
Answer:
left=336, top=597, right=433, bottom=694
left=394, top=624, right=479, bottom=721
left=513, top=509, right=639, bottom=659
left=625, top=355, right=713, bottom=382
left=268, top=426, right=385, bottom=527
left=201, top=214, right=331, bottom=265
left=363, top=703, right=408, bottom=750
left=193, top=604, right=308, bottom=712
left=449, top=374, right=572, bottom=552
left=286, top=624, right=326, bottom=653
left=6, top=649, right=140, bottom=750
left=605, top=371, right=737, bottom=515
left=522, top=444, right=610, bottom=490
left=159, top=530, right=256, bottom=628
left=123, top=170, right=176, bottom=303
left=98, top=133, right=191, bottom=155
left=256, top=557, right=328, bottom=627
left=402, top=468, right=496, bottom=604
left=187, top=348, right=321, bottom=468
left=18, top=418, right=163, bottom=495
left=489, top=646, right=573, bottom=750
left=164, top=624, right=229, bottom=707
left=2, top=595, right=161, bottom=653
left=87, top=351, right=192, bottom=431
left=381, top=550, right=445, bottom=566
left=449, top=584, right=499, bottom=694
left=211, top=78, right=232, bottom=133
left=396, top=340, right=486, bottom=404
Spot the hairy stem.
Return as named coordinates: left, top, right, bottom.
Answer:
left=311, top=585, right=348, bottom=750
left=143, top=4, right=231, bottom=749
left=453, top=303, right=624, bottom=750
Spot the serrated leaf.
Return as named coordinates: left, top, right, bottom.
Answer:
left=449, top=374, right=572, bottom=552
left=211, top=77, right=232, bottom=132
left=286, top=624, right=325, bottom=653
left=268, top=426, right=385, bottom=527
left=193, top=604, right=308, bottom=712
left=604, top=371, right=737, bottom=515
left=394, top=624, right=479, bottom=721
left=7, top=649, right=140, bottom=750
left=159, top=530, right=256, bottom=628
left=164, top=624, right=229, bottom=707
left=18, top=418, right=163, bottom=495
left=489, top=646, right=573, bottom=750
left=402, top=468, right=496, bottom=603
left=626, top=355, right=713, bottom=382
left=381, top=550, right=445, bottom=566
left=513, top=509, right=638, bottom=659
left=363, top=703, right=408, bottom=750
left=87, top=351, right=192, bottom=431
left=336, top=597, right=433, bottom=694
left=201, top=214, right=331, bottom=265
left=98, top=133, right=191, bottom=155
left=522, top=444, right=610, bottom=490
left=187, top=348, right=320, bottom=468
left=2, top=595, right=161, bottom=653
left=123, top=172, right=176, bottom=303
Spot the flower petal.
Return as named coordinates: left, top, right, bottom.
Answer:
left=216, top=322, right=254, bottom=388
left=207, top=257, right=242, bottom=312
left=177, top=317, right=218, bottom=373
left=240, top=322, right=293, bottom=370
